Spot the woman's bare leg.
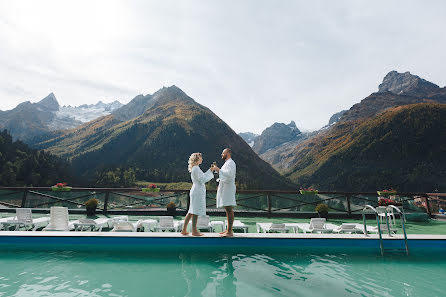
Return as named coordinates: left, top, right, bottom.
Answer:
left=191, top=215, right=203, bottom=236
left=181, top=213, right=193, bottom=235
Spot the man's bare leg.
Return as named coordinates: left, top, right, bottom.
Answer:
left=220, top=205, right=231, bottom=234
left=181, top=213, right=193, bottom=235
left=219, top=208, right=229, bottom=234
left=221, top=206, right=234, bottom=237
left=191, top=215, right=203, bottom=236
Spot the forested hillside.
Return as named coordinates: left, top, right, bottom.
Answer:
left=286, top=103, right=446, bottom=192
left=0, top=130, right=72, bottom=186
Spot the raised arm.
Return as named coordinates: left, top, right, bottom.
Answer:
left=192, top=166, right=214, bottom=183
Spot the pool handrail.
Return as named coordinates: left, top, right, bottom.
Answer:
left=386, top=205, right=409, bottom=255
left=362, top=205, right=384, bottom=256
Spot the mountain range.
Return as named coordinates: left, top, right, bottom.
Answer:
left=2, top=70, right=445, bottom=191
left=248, top=70, right=446, bottom=191
left=35, top=86, right=295, bottom=189
left=0, top=93, right=122, bottom=143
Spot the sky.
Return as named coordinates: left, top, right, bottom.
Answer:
left=1, top=1, right=446, bottom=134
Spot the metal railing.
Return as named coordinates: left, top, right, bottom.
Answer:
left=0, top=187, right=442, bottom=218
left=362, top=205, right=409, bottom=256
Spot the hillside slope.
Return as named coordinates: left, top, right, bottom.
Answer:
left=285, top=103, right=446, bottom=192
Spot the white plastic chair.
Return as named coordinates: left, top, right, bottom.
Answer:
left=111, top=221, right=141, bottom=232
left=300, top=218, right=333, bottom=233
left=225, top=220, right=248, bottom=233
left=333, top=223, right=362, bottom=234
left=0, top=216, right=16, bottom=230
left=256, top=222, right=289, bottom=233
left=154, top=216, right=179, bottom=232
left=43, top=207, right=72, bottom=231
left=376, top=206, right=396, bottom=226
left=73, top=218, right=112, bottom=232
left=197, top=216, right=213, bottom=232
left=4, top=208, right=50, bottom=231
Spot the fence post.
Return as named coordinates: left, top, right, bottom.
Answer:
left=21, top=190, right=28, bottom=208
left=103, top=192, right=110, bottom=214
left=346, top=194, right=351, bottom=216
left=424, top=195, right=432, bottom=217
left=267, top=192, right=272, bottom=216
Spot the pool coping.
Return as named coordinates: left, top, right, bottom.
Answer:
left=0, top=231, right=445, bottom=240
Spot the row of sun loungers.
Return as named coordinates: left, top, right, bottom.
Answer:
left=256, top=219, right=398, bottom=234
left=0, top=207, right=397, bottom=234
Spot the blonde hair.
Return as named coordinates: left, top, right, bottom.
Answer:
left=188, top=152, right=202, bottom=172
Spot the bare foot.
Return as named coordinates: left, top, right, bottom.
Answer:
left=192, top=232, right=204, bottom=236
left=181, top=231, right=190, bottom=235
left=219, top=230, right=227, bottom=235
left=220, top=232, right=234, bottom=237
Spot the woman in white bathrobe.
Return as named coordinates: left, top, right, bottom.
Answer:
left=181, top=152, right=214, bottom=236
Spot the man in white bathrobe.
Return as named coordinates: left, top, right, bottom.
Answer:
left=212, top=148, right=236, bottom=237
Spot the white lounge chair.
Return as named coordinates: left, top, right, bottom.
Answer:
left=226, top=220, right=248, bottom=233
left=333, top=223, right=363, bottom=234
left=43, top=207, right=74, bottom=231
left=256, top=222, right=290, bottom=233
left=73, top=218, right=113, bottom=232
left=197, top=216, right=213, bottom=232
left=3, top=208, right=50, bottom=231
left=353, top=223, right=398, bottom=235
left=154, top=216, right=180, bottom=232
left=299, top=218, right=333, bottom=233
left=0, top=216, right=16, bottom=230
left=376, top=206, right=396, bottom=226
left=137, top=219, right=158, bottom=232
left=111, top=220, right=141, bottom=232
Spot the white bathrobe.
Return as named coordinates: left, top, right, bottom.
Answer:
left=216, top=158, right=237, bottom=208
left=188, top=166, right=214, bottom=216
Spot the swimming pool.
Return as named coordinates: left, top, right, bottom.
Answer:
left=0, top=233, right=445, bottom=296
left=0, top=245, right=444, bottom=297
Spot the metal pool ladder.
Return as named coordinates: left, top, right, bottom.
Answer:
left=362, top=205, right=409, bottom=256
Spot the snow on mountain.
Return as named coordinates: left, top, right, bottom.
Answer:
left=56, top=100, right=123, bottom=123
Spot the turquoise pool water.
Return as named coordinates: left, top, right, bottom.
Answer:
left=0, top=246, right=444, bottom=297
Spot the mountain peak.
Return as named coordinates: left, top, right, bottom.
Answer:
left=378, top=70, right=439, bottom=95
left=37, top=93, right=59, bottom=111
left=252, top=121, right=302, bottom=154
left=152, top=85, right=195, bottom=106
left=287, top=121, right=297, bottom=129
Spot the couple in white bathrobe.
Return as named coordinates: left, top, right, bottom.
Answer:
left=181, top=148, right=236, bottom=237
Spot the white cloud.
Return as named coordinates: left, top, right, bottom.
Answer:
left=0, top=0, right=445, bottom=133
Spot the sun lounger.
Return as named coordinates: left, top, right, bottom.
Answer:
left=178, top=216, right=220, bottom=233
left=197, top=216, right=213, bottom=232
left=43, top=207, right=75, bottom=231
left=0, top=216, right=15, bottom=230
left=225, top=220, right=248, bottom=233
left=352, top=223, right=398, bottom=235
left=153, top=216, right=180, bottom=232
left=137, top=219, right=158, bottom=232
left=111, top=220, right=142, bottom=232
left=332, top=223, right=363, bottom=234
left=2, top=208, right=50, bottom=231
left=73, top=218, right=113, bottom=231
left=298, top=218, right=333, bottom=233
left=256, top=222, right=290, bottom=233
